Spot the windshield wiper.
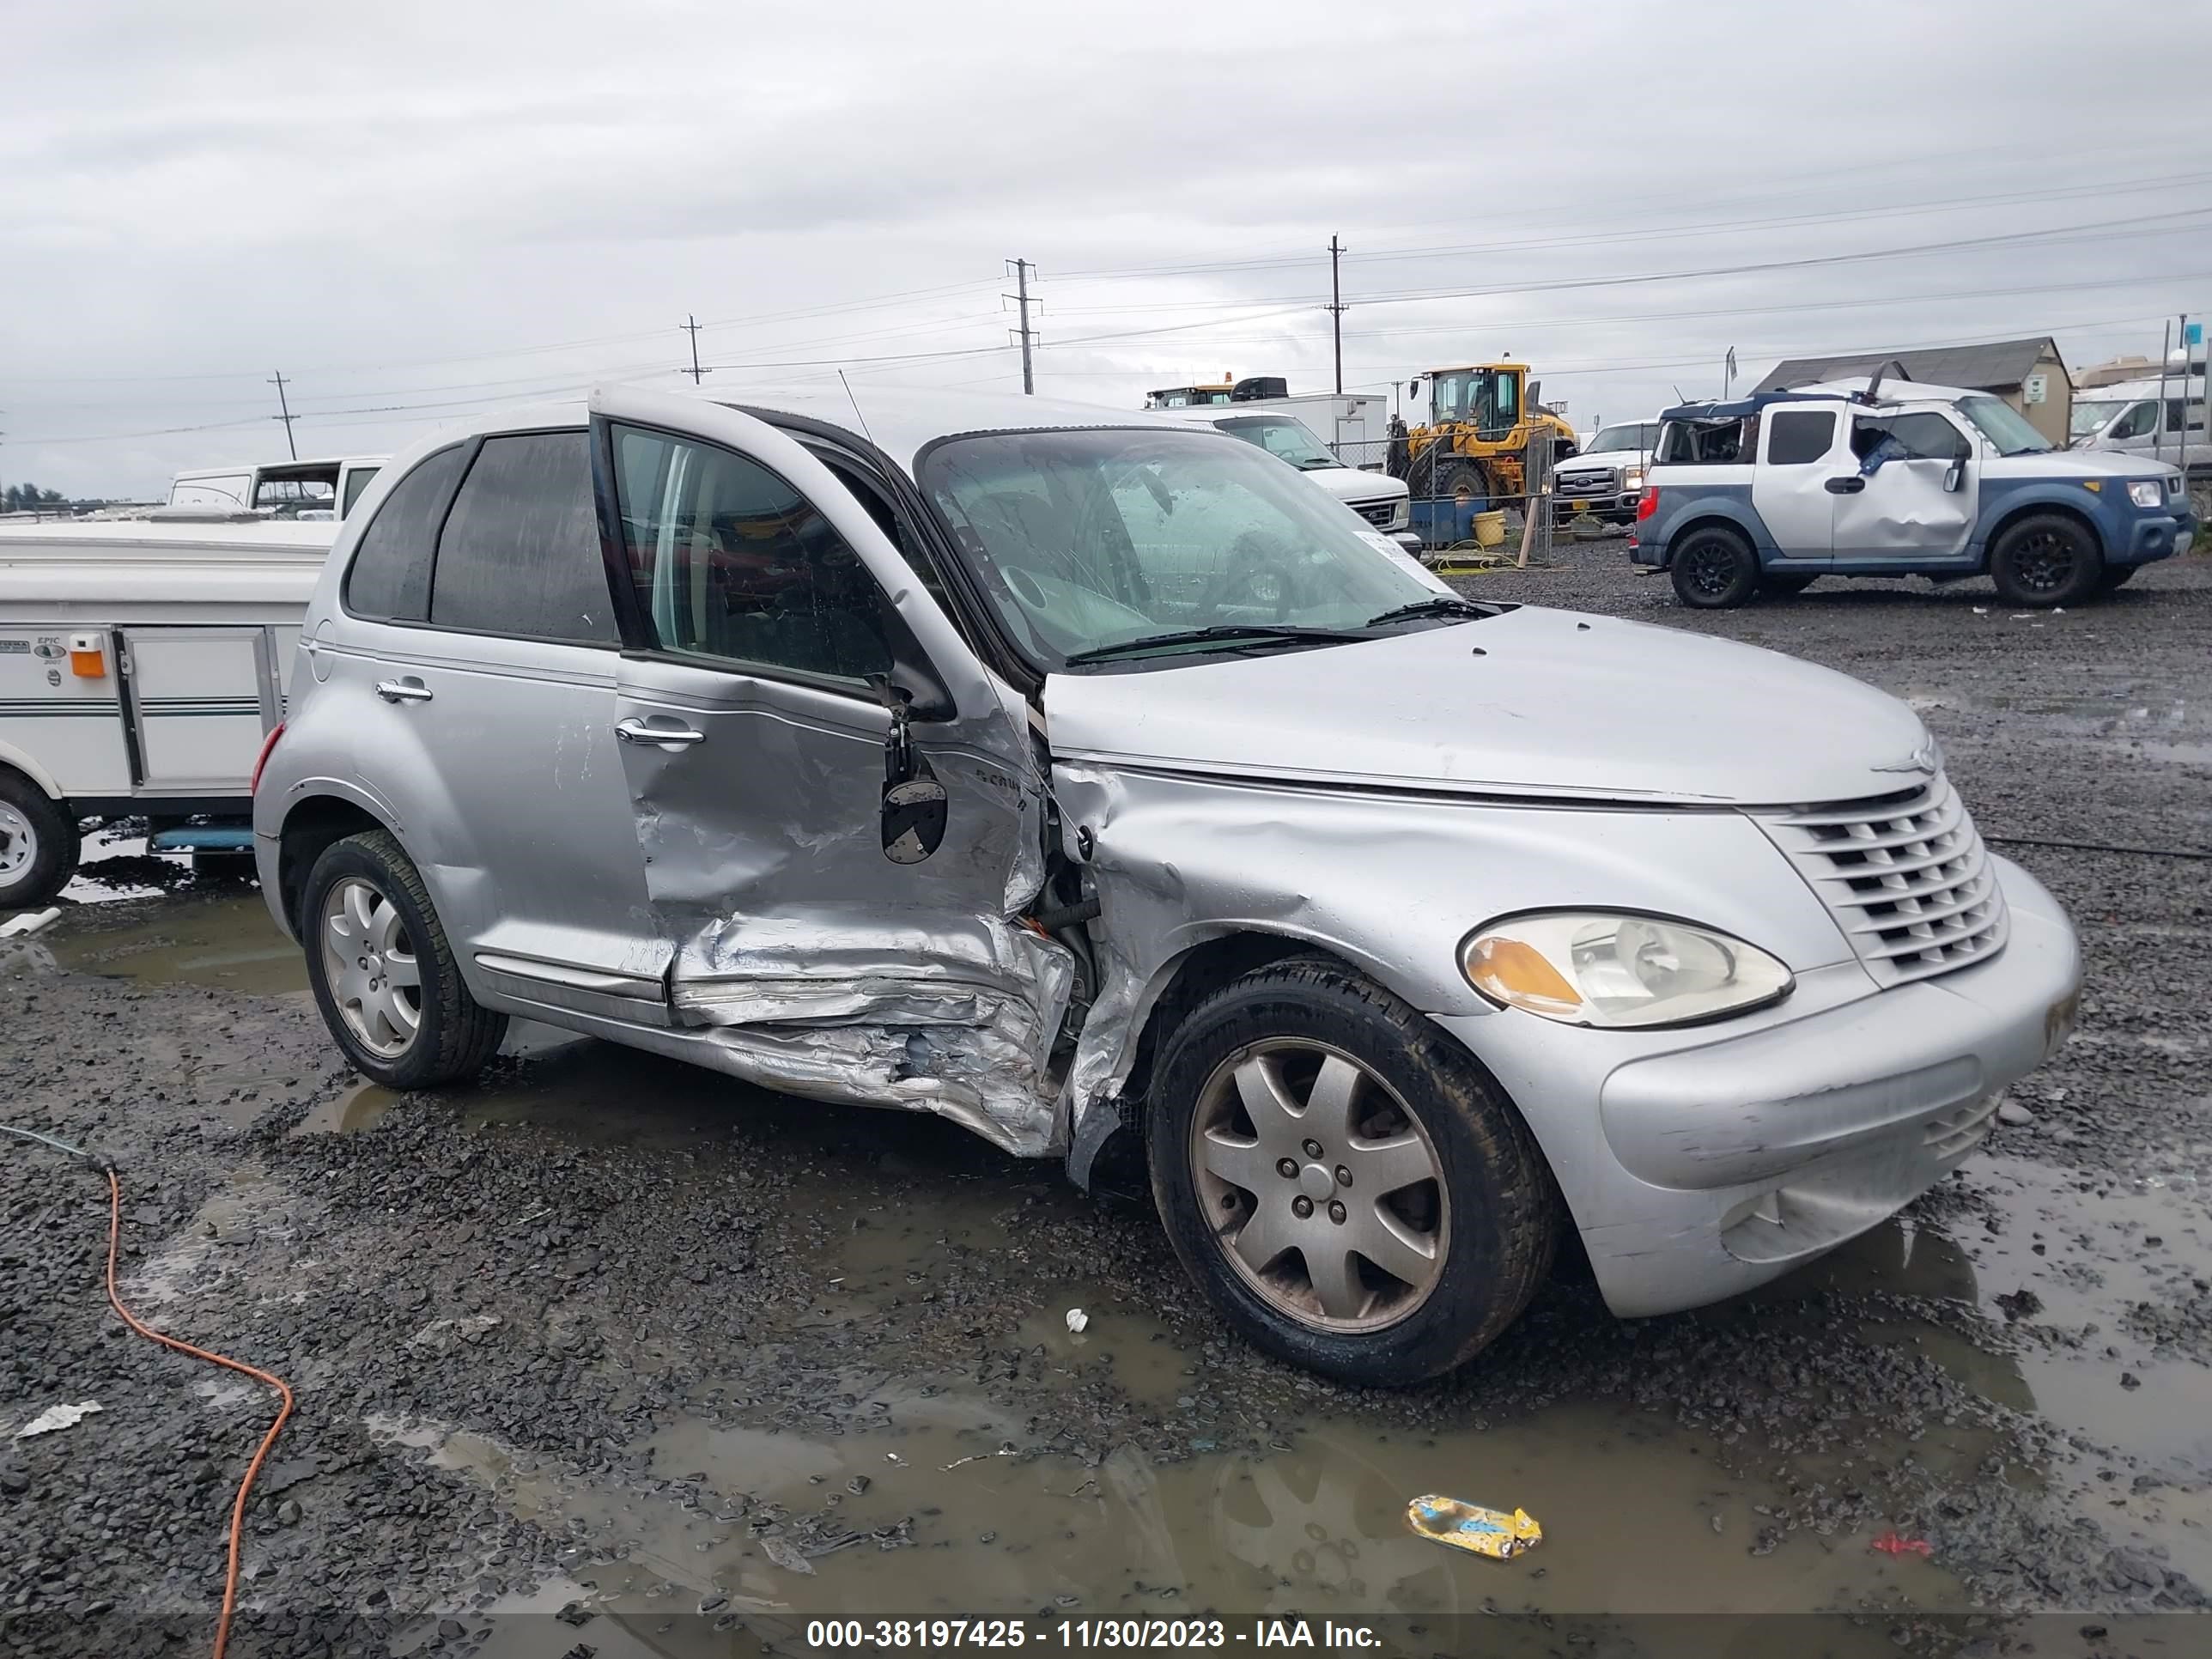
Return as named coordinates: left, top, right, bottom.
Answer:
left=1061, top=623, right=1370, bottom=665
left=1363, top=595, right=1493, bottom=628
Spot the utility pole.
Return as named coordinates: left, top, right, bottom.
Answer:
left=2155, top=320, right=2172, bottom=463
left=683, top=314, right=707, bottom=384
left=1327, top=235, right=1346, bottom=395
left=1006, top=259, right=1037, bottom=394
left=269, top=371, right=297, bottom=460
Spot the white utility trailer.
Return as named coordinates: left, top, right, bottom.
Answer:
left=0, top=520, right=335, bottom=908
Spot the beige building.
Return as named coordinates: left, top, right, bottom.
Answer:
left=1754, top=337, right=2075, bottom=447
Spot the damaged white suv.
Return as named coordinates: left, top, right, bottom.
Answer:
left=254, top=385, right=2081, bottom=1384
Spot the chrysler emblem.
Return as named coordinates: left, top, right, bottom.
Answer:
left=1873, top=738, right=1941, bottom=775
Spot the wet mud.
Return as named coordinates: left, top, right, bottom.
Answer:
left=0, top=543, right=2207, bottom=1656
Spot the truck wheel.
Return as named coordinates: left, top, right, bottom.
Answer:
left=1147, top=957, right=1556, bottom=1385
left=301, top=830, right=506, bottom=1090
left=1434, top=460, right=1493, bottom=512
left=1761, top=572, right=1817, bottom=596
left=0, top=772, right=78, bottom=912
left=1990, top=514, right=2102, bottom=607
left=1670, top=526, right=1759, bottom=608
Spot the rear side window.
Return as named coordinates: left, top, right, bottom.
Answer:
left=1765, top=410, right=1836, bottom=465
left=431, top=431, right=615, bottom=644
left=345, top=445, right=469, bottom=622
left=1658, top=417, right=1753, bottom=465
left=340, top=466, right=380, bottom=519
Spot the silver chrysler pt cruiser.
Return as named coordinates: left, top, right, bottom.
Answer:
left=253, top=384, right=2081, bottom=1383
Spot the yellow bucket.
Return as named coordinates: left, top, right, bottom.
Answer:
left=1472, top=509, right=1508, bottom=549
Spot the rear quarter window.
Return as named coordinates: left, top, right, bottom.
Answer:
left=1765, top=410, right=1837, bottom=465
left=344, top=445, right=469, bottom=622
left=1657, top=416, right=1756, bottom=465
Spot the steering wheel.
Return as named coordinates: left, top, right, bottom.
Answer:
left=1206, top=529, right=1297, bottom=622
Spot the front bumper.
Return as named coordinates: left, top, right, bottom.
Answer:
left=1433, top=854, right=2080, bottom=1317
left=2118, top=507, right=2196, bottom=563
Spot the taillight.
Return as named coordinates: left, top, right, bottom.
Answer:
left=1635, top=486, right=1660, bottom=522
left=250, top=721, right=286, bottom=796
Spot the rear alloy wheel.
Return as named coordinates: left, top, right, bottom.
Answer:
left=1149, top=957, right=1556, bottom=1384
left=1990, top=513, right=2102, bottom=608
left=1670, top=526, right=1759, bottom=609
left=0, top=773, right=78, bottom=912
left=302, top=830, right=505, bottom=1089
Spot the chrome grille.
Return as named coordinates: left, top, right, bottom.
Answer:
left=1554, top=469, right=1619, bottom=498
left=1753, top=775, right=2008, bottom=985
left=1350, top=497, right=1398, bottom=527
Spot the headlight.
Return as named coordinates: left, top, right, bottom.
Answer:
left=1390, top=498, right=1410, bottom=529
left=1462, top=912, right=1793, bottom=1029
left=1624, top=468, right=1644, bottom=490
left=2128, top=480, right=2163, bottom=509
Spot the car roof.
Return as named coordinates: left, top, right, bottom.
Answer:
left=460, top=386, right=1202, bottom=474
left=1660, top=379, right=1983, bottom=422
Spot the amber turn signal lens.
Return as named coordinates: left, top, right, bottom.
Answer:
left=1464, top=934, right=1582, bottom=1017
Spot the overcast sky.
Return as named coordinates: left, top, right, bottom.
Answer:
left=7, top=0, right=2211, bottom=496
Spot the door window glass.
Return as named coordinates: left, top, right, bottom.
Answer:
left=1852, top=413, right=1969, bottom=465
left=2112, top=402, right=2159, bottom=440
left=1765, top=410, right=1836, bottom=465
left=1492, top=374, right=1519, bottom=428
left=344, top=445, right=469, bottom=622
left=2164, top=399, right=2205, bottom=434
left=431, top=431, right=615, bottom=644
left=611, top=426, right=890, bottom=686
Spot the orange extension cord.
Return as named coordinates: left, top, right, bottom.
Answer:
left=99, top=1168, right=296, bottom=1659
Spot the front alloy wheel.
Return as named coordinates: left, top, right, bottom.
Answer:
left=320, top=876, right=422, bottom=1058
left=1192, top=1040, right=1448, bottom=1331
left=1148, top=957, right=1557, bottom=1384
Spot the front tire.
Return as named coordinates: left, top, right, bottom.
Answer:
left=1670, top=526, right=1759, bottom=608
left=0, top=773, right=78, bottom=912
left=301, top=830, right=505, bottom=1089
left=1433, top=460, right=1494, bottom=513
left=1990, top=513, right=2102, bottom=607
left=1147, top=958, right=1556, bottom=1385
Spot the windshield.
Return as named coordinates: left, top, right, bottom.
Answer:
left=1212, top=415, right=1339, bottom=470
left=1583, top=422, right=1656, bottom=454
left=1956, top=395, right=2051, bottom=456
left=920, top=428, right=1440, bottom=671
left=2069, top=399, right=2124, bottom=439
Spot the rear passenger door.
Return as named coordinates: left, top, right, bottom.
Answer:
left=335, top=427, right=672, bottom=1022
left=1752, top=406, right=1843, bottom=564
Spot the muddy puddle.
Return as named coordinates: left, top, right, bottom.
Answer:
left=49, top=890, right=307, bottom=995
left=307, top=1036, right=2208, bottom=1644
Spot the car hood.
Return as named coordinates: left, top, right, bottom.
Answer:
left=1042, top=605, right=1931, bottom=806
left=1986, top=447, right=2180, bottom=481
left=1555, top=450, right=1646, bottom=476
left=1302, top=465, right=1406, bottom=504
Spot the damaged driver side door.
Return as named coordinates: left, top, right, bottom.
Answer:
left=587, top=387, right=1072, bottom=1154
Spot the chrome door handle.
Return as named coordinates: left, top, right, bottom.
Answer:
left=616, top=717, right=707, bottom=748
left=375, top=678, right=433, bottom=703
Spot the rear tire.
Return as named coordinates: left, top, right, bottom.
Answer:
left=1146, top=957, right=1556, bottom=1385
left=1670, top=526, right=1760, bottom=609
left=1434, top=460, right=1494, bottom=513
left=1989, top=513, right=2102, bottom=608
left=301, top=830, right=506, bottom=1089
left=0, top=772, right=78, bottom=912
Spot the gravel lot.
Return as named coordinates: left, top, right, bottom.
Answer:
left=3, top=538, right=2208, bottom=1658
